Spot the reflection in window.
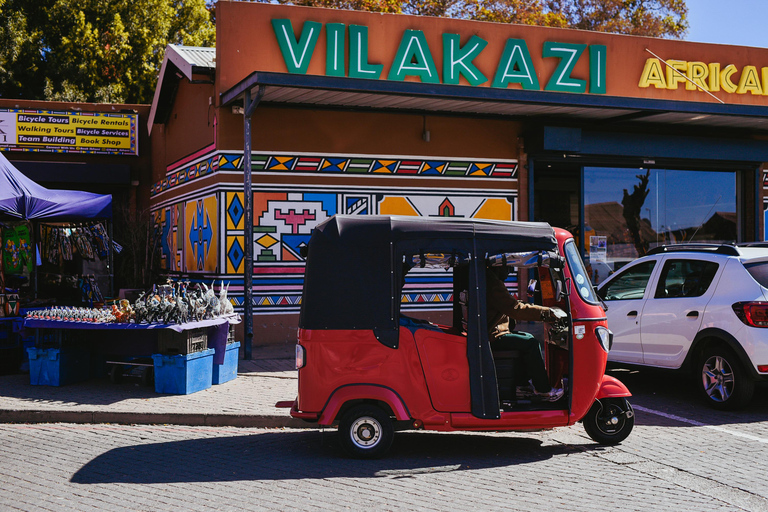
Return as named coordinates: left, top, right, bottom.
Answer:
left=584, top=167, right=736, bottom=284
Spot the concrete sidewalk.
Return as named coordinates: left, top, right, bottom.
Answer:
left=0, top=344, right=306, bottom=428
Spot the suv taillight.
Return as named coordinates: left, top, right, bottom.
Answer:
left=732, top=302, right=768, bottom=328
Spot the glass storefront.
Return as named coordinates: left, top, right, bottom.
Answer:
left=534, top=165, right=737, bottom=285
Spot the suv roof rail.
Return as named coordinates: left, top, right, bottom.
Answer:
left=646, top=243, right=740, bottom=256
left=736, top=241, right=768, bottom=248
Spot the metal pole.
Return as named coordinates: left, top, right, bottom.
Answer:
left=107, top=220, right=114, bottom=299
left=242, top=86, right=264, bottom=360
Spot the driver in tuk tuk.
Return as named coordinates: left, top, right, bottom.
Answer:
left=486, top=265, right=565, bottom=402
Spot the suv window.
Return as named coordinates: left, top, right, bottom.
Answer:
left=600, top=261, right=656, bottom=300
left=654, top=259, right=719, bottom=298
left=744, top=261, right=768, bottom=288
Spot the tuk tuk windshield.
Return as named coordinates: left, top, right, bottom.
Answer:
left=563, top=239, right=599, bottom=304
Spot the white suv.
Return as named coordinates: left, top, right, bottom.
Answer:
left=596, top=243, right=768, bottom=410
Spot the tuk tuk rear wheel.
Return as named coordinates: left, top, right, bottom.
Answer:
left=338, top=405, right=394, bottom=459
left=583, top=398, right=634, bottom=445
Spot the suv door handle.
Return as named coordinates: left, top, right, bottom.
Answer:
left=686, top=311, right=699, bottom=318
left=627, top=311, right=638, bottom=317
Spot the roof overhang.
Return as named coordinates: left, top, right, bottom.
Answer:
left=148, top=45, right=215, bottom=133
left=221, top=71, right=768, bottom=134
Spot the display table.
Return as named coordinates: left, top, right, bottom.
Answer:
left=23, top=315, right=235, bottom=332
left=0, top=316, right=24, bottom=374
left=23, top=315, right=240, bottom=392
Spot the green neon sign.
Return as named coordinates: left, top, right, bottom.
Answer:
left=272, top=19, right=607, bottom=94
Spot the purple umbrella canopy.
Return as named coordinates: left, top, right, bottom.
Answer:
left=0, top=152, right=111, bottom=220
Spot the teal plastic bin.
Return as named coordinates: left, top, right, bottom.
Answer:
left=212, top=341, right=240, bottom=385
left=27, top=347, right=90, bottom=386
left=152, top=348, right=214, bottom=394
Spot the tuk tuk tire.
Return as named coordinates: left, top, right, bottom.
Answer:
left=583, top=398, right=634, bottom=445
left=338, top=404, right=394, bottom=459
left=140, top=366, right=154, bottom=387
left=109, top=364, right=121, bottom=384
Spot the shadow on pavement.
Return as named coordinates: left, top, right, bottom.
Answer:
left=0, top=373, right=161, bottom=406
left=71, top=430, right=594, bottom=484
left=607, top=364, right=768, bottom=427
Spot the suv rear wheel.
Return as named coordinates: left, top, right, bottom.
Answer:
left=697, top=346, right=754, bottom=410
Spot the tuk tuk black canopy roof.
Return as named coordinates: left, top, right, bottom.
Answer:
left=299, top=215, right=557, bottom=333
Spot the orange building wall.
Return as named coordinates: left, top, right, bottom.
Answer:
left=163, top=80, right=215, bottom=166
left=217, top=107, right=522, bottom=162
left=215, top=1, right=768, bottom=107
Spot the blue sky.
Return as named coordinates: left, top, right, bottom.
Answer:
left=685, top=0, right=768, bottom=48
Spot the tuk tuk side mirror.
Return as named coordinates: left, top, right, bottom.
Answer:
left=527, top=279, right=537, bottom=298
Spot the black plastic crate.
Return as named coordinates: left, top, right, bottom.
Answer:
left=227, top=324, right=236, bottom=345
left=157, top=328, right=208, bottom=355
left=0, top=322, right=15, bottom=349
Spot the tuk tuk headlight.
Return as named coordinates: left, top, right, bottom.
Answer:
left=295, top=344, right=306, bottom=369
left=595, top=326, right=613, bottom=353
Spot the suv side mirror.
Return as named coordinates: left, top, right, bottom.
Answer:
left=595, top=285, right=609, bottom=311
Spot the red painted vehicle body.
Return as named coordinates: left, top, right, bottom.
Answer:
left=279, top=216, right=633, bottom=457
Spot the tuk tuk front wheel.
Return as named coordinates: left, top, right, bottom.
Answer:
left=583, top=398, right=634, bottom=445
left=338, top=405, right=394, bottom=459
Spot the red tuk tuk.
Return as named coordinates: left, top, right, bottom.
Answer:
left=277, top=215, right=633, bottom=458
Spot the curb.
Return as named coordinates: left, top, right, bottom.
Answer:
left=0, top=410, right=310, bottom=429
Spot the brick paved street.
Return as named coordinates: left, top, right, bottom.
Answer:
left=3, top=350, right=768, bottom=510
left=2, top=409, right=768, bottom=511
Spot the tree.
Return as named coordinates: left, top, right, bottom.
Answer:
left=545, top=0, right=688, bottom=38
left=264, top=0, right=687, bottom=37
left=0, top=0, right=215, bottom=104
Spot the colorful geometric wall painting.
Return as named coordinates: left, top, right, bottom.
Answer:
left=152, top=151, right=518, bottom=196
left=156, top=203, right=182, bottom=272
left=226, top=192, right=245, bottom=230
left=183, top=194, right=218, bottom=272
left=378, top=194, right=515, bottom=220
left=153, top=154, right=218, bottom=196
left=154, top=149, right=520, bottom=316
left=226, top=235, right=245, bottom=274
left=252, top=192, right=335, bottom=263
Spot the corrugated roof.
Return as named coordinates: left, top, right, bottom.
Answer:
left=167, top=45, right=216, bottom=76
left=147, top=45, right=216, bottom=133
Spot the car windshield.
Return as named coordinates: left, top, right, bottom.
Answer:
left=563, top=239, right=599, bottom=304
left=744, top=261, right=768, bottom=288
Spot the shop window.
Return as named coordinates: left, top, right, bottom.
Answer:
left=584, top=167, right=736, bottom=284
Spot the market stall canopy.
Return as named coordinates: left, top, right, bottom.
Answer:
left=0, top=153, right=112, bottom=220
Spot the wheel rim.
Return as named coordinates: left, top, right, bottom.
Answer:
left=702, top=355, right=735, bottom=403
left=593, top=401, right=628, bottom=436
left=350, top=416, right=381, bottom=448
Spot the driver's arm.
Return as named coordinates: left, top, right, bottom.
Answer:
left=487, top=272, right=554, bottom=322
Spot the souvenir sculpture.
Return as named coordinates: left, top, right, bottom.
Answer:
left=26, top=278, right=238, bottom=325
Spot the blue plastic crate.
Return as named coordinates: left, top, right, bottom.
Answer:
left=152, top=348, right=214, bottom=395
left=212, top=341, right=240, bottom=385
left=27, top=347, right=90, bottom=386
